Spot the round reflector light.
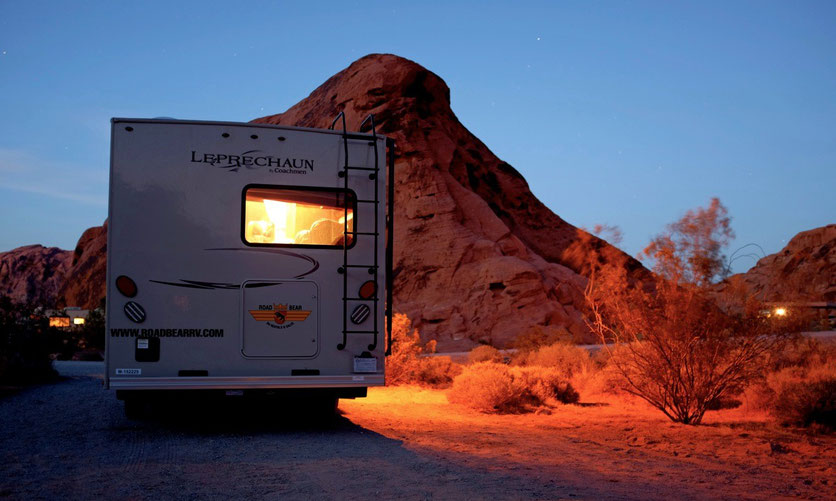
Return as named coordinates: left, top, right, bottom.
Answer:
left=358, top=280, right=376, bottom=300
left=116, top=275, right=138, bottom=298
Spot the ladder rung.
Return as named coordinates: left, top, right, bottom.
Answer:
left=342, top=264, right=378, bottom=269
left=344, top=231, right=377, bottom=236
left=343, top=297, right=378, bottom=301
left=344, top=166, right=378, bottom=171
left=344, top=330, right=378, bottom=334
left=343, top=134, right=377, bottom=141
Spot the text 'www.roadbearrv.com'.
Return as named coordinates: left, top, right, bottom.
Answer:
left=110, top=328, right=224, bottom=338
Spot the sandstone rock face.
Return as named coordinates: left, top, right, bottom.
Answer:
left=0, top=245, right=71, bottom=306
left=253, top=54, right=647, bottom=349
left=58, top=221, right=107, bottom=309
left=718, top=224, right=836, bottom=303
left=0, top=221, right=107, bottom=309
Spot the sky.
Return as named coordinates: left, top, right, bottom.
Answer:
left=1, top=1, right=834, bottom=273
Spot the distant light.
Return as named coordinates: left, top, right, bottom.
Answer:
left=73, top=317, right=86, bottom=325
left=774, top=307, right=787, bottom=317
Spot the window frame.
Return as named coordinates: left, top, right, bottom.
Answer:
left=240, top=183, right=358, bottom=250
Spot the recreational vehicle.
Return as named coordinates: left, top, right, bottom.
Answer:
left=105, top=114, right=394, bottom=417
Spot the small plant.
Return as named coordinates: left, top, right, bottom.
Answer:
left=448, top=362, right=522, bottom=413
left=467, top=345, right=502, bottom=364
left=773, top=377, right=836, bottom=431
left=510, top=325, right=574, bottom=352
left=512, top=342, right=592, bottom=378
left=386, top=313, right=461, bottom=388
left=448, top=362, right=578, bottom=413
left=753, top=348, right=836, bottom=431
left=0, top=296, right=58, bottom=386
left=512, top=366, right=580, bottom=405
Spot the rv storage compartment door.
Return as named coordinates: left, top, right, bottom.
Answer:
left=242, top=281, right=318, bottom=358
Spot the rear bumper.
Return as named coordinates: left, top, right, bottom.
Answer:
left=108, top=374, right=384, bottom=390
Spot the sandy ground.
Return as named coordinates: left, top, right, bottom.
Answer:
left=1, top=363, right=833, bottom=500
left=341, top=387, right=835, bottom=500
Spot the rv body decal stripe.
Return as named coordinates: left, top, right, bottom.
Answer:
left=149, top=280, right=284, bottom=290
left=205, top=248, right=320, bottom=278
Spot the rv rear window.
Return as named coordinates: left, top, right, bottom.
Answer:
left=243, top=186, right=355, bottom=247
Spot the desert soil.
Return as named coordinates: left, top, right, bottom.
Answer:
left=1, top=362, right=833, bottom=500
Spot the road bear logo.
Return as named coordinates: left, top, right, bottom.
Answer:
left=249, top=304, right=311, bottom=324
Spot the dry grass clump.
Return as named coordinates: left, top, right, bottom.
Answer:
left=467, top=345, right=502, bottom=364
left=447, top=362, right=578, bottom=413
left=386, top=314, right=461, bottom=388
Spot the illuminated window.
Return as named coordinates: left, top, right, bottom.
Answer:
left=243, top=186, right=355, bottom=247
left=73, top=317, right=86, bottom=325
left=49, top=317, right=70, bottom=328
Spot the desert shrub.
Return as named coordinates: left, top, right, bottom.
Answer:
left=584, top=199, right=808, bottom=424
left=512, top=366, right=580, bottom=405
left=386, top=313, right=460, bottom=388
left=512, top=342, right=592, bottom=379
left=467, top=345, right=502, bottom=364
left=0, top=296, right=58, bottom=386
left=448, top=362, right=578, bottom=413
left=753, top=357, right=836, bottom=431
left=448, top=362, right=522, bottom=412
left=414, top=356, right=462, bottom=387
left=773, top=379, right=836, bottom=430
left=511, top=325, right=574, bottom=352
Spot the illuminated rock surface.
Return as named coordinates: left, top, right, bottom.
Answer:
left=717, top=224, right=835, bottom=303
left=253, top=54, right=647, bottom=349
left=0, top=244, right=71, bottom=306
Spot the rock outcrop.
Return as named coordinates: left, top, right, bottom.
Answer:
left=0, top=221, right=107, bottom=309
left=0, top=245, right=72, bottom=306
left=58, top=221, right=107, bottom=309
left=254, top=54, right=648, bottom=349
left=717, top=224, right=835, bottom=303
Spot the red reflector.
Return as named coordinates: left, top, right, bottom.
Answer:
left=116, top=275, right=137, bottom=298
left=358, top=280, right=376, bottom=300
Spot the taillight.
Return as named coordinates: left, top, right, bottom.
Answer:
left=358, top=280, right=376, bottom=299
left=116, top=275, right=137, bottom=297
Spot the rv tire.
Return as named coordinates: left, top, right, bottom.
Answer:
left=123, top=396, right=147, bottom=420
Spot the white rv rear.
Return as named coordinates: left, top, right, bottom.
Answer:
left=105, top=116, right=393, bottom=415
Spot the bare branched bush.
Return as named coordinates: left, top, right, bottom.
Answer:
left=584, top=199, right=807, bottom=424
left=386, top=313, right=461, bottom=387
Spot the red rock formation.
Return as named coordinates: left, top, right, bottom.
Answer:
left=717, top=224, right=835, bottom=303
left=253, top=54, right=648, bottom=349
left=0, top=221, right=107, bottom=309
left=57, top=221, right=107, bottom=309
left=0, top=245, right=71, bottom=306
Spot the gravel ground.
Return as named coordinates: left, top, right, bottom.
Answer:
left=0, top=362, right=568, bottom=500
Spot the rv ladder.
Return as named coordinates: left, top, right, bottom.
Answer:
left=329, top=112, right=383, bottom=352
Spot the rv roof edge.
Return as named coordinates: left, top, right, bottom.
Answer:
left=109, top=117, right=385, bottom=139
